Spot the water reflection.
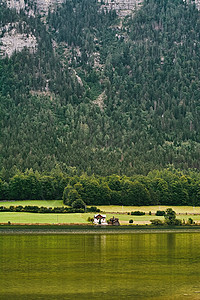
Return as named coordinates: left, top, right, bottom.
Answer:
left=1, top=233, right=200, bottom=299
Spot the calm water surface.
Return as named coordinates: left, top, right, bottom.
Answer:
left=1, top=233, right=200, bottom=299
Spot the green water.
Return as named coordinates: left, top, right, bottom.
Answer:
left=1, top=233, right=200, bottom=299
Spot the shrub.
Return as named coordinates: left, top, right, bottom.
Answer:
left=187, top=218, right=194, bottom=225
left=131, top=211, right=145, bottom=216
left=9, top=206, right=15, bottom=212
left=129, top=219, right=133, bottom=224
left=155, top=210, right=165, bottom=216
left=87, top=206, right=100, bottom=212
left=150, top=219, right=163, bottom=226
left=164, top=208, right=176, bottom=225
left=71, top=199, right=86, bottom=209
left=175, top=219, right=182, bottom=226
left=15, top=205, right=23, bottom=212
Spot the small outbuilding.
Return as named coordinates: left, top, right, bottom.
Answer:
left=94, top=214, right=107, bottom=225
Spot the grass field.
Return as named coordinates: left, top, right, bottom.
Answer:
left=1, top=202, right=200, bottom=225
left=0, top=212, right=165, bottom=224
left=1, top=201, right=200, bottom=214
left=0, top=212, right=92, bottom=224
left=0, top=212, right=199, bottom=225
left=0, top=200, right=64, bottom=207
left=97, top=205, right=200, bottom=214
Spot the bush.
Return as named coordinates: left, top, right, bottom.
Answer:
left=87, top=206, right=100, bottom=212
left=175, top=219, right=182, bottom=226
left=15, top=205, right=23, bottom=212
left=131, top=211, right=145, bottom=216
left=150, top=219, right=163, bottom=226
left=87, top=217, right=94, bottom=223
left=71, top=199, right=86, bottom=209
left=155, top=210, right=165, bottom=216
left=129, top=219, right=133, bottom=223
left=164, top=208, right=176, bottom=225
left=9, top=206, right=15, bottom=212
left=0, top=205, right=86, bottom=214
left=187, top=218, right=194, bottom=225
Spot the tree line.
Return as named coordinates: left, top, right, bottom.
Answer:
left=1, top=168, right=200, bottom=206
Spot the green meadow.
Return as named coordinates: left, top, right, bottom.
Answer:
left=1, top=201, right=200, bottom=214
left=0, top=212, right=165, bottom=224
left=0, top=200, right=64, bottom=208
left=0, top=202, right=200, bottom=224
left=98, top=205, right=200, bottom=214
left=0, top=212, right=199, bottom=225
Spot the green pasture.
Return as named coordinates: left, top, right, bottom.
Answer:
left=0, top=212, right=92, bottom=224
left=1, top=202, right=200, bottom=215
left=0, top=212, right=164, bottom=224
left=1, top=202, right=200, bottom=225
left=0, top=212, right=199, bottom=225
left=0, top=200, right=64, bottom=208
left=98, top=205, right=200, bottom=214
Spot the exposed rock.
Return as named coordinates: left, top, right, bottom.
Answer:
left=98, top=0, right=143, bottom=16
left=0, top=23, right=37, bottom=57
left=4, top=0, right=200, bottom=18
left=35, top=0, right=64, bottom=14
left=185, top=0, right=200, bottom=10
left=6, top=0, right=25, bottom=11
left=93, top=91, right=106, bottom=111
left=75, top=72, right=83, bottom=87
left=3, top=0, right=64, bottom=15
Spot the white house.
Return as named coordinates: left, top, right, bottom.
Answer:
left=94, top=214, right=107, bottom=225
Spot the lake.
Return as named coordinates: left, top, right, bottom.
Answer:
left=1, top=232, right=200, bottom=299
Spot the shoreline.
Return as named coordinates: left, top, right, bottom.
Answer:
left=1, top=224, right=200, bottom=234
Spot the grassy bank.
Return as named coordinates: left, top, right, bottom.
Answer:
left=1, top=224, right=200, bottom=235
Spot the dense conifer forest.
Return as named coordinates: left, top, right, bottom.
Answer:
left=0, top=0, right=200, bottom=180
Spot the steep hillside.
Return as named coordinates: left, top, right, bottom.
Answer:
left=0, top=0, right=200, bottom=177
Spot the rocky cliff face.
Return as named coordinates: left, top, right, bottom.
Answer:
left=35, top=0, right=64, bottom=14
left=194, top=0, right=200, bottom=9
left=4, top=0, right=200, bottom=16
left=99, top=0, right=200, bottom=16
left=0, top=23, right=37, bottom=57
left=5, top=0, right=65, bottom=14
left=1, top=0, right=200, bottom=57
left=98, top=0, right=143, bottom=16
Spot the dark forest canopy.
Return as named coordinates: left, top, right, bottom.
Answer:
left=0, top=0, right=200, bottom=176
left=1, top=168, right=200, bottom=206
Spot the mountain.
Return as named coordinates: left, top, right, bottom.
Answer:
left=0, top=0, right=200, bottom=178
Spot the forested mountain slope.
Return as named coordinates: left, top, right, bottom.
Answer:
left=0, top=0, right=200, bottom=178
